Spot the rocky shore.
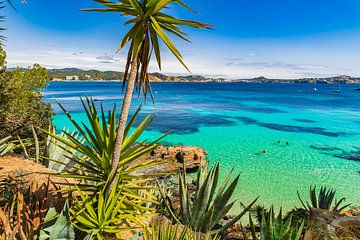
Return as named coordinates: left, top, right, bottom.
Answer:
left=0, top=145, right=207, bottom=188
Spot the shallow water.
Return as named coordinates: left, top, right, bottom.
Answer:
left=44, top=81, right=360, bottom=210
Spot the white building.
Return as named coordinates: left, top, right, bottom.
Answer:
left=65, top=75, right=79, bottom=80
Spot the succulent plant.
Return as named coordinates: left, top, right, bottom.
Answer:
left=297, top=186, right=350, bottom=213
left=159, top=162, right=258, bottom=234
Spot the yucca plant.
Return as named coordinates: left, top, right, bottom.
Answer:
left=82, top=0, right=211, bottom=192
left=297, top=186, right=350, bottom=213
left=70, top=176, right=144, bottom=239
left=159, top=162, right=258, bottom=234
left=42, top=97, right=168, bottom=194
left=40, top=97, right=167, bottom=230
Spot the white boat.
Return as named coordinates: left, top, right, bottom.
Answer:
left=333, top=83, right=342, bottom=93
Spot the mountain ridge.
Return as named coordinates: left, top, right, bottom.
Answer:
left=48, top=68, right=360, bottom=84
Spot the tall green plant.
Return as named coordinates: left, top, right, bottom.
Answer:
left=297, top=186, right=350, bottom=213
left=42, top=97, right=167, bottom=194
left=70, top=177, right=141, bottom=239
left=260, top=207, right=304, bottom=240
left=247, top=207, right=304, bottom=240
left=41, top=98, right=168, bottom=230
left=143, top=222, right=219, bottom=240
left=159, top=162, right=258, bottom=234
left=82, top=0, right=211, bottom=192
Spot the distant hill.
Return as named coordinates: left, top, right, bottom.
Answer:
left=48, top=68, right=360, bottom=84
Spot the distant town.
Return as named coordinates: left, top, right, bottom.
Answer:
left=49, top=68, right=360, bottom=84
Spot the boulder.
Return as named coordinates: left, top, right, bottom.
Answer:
left=135, top=145, right=207, bottom=175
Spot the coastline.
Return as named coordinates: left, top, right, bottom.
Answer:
left=51, top=79, right=360, bottom=84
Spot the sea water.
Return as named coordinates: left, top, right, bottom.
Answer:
left=44, top=81, right=360, bottom=210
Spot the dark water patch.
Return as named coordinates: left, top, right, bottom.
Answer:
left=134, top=111, right=236, bottom=135
left=258, top=123, right=343, bottom=137
left=333, top=149, right=360, bottom=162
left=239, top=105, right=287, bottom=114
left=293, top=118, right=317, bottom=123
left=234, top=116, right=344, bottom=137
left=235, top=116, right=258, bottom=124
left=310, top=145, right=343, bottom=152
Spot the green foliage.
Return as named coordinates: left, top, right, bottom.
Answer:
left=248, top=207, right=304, bottom=240
left=39, top=200, right=75, bottom=240
left=143, top=222, right=219, bottom=240
left=26, top=125, right=84, bottom=171
left=0, top=46, right=53, bottom=144
left=159, top=162, right=258, bottom=234
left=70, top=178, right=139, bottom=239
left=297, top=186, right=350, bottom=213
left=260, top=207, right=304, bottom=240
left=42, top=98, right=167, bottom=194
left=39, top=98, right=169, bottom=235
left=83, top=0, right=211, bottom=99
left=0, top=135, right=31, bottom=156
left=49, top=68, right=125, bottom=81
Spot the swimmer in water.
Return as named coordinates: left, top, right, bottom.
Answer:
left=286, top=142, right=289, bottom=145
left=277, top=140, right=281, bottom=144
left=262, top=150, right=266, bottom=154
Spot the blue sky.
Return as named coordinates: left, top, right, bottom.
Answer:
left=3, top=0, right=360, bottom=78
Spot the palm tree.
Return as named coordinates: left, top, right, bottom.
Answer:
left=83, top=0, right=211, bottom=191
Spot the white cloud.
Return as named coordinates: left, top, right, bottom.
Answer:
left=5, top=47, right=359, bottom=79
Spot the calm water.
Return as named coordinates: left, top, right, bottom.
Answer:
left=44, top=81, right=360, bottom=210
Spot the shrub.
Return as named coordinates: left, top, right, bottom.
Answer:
left=0, top=46, right=53, bottom=145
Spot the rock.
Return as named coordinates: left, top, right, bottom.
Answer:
left=134, top=145, right=207, bottom=175
left=304, top=208, right=360, bottom=240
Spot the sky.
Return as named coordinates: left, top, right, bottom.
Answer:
left=2, top=0, right=360, bottom=79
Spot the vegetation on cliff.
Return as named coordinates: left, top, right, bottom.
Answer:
left=0, top=46, right=53, bottom=144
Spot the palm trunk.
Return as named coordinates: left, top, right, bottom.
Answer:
left=108, top=59, right=138, bottom=192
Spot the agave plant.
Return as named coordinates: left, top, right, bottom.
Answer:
left=297, top=186, right=350, bottom=213
left=248, top=207, right=304, bottom=240
left=24, top=125, right=84, bottom=172
left=0, top=135, right=31, bottom=156
left=159, top=162, right=258, bottom=234
left=70, top=177, right=143, bottom=239
left=39, top=200, right=74, bottom=240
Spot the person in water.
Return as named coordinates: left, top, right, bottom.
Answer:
left=262, top=150, right=266, bottom=154
left=286, top=141, right=289, bottom=145
left=277, top=140, right=281, bottom=144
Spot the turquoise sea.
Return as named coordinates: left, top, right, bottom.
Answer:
left=44, top=81, right=360, bottom=210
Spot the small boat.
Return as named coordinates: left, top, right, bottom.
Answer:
left=93, top=98, right=104, bottom=102
left=312, top=81, right=318, bottom=92
left=333, top=83, right=342, bottom=93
